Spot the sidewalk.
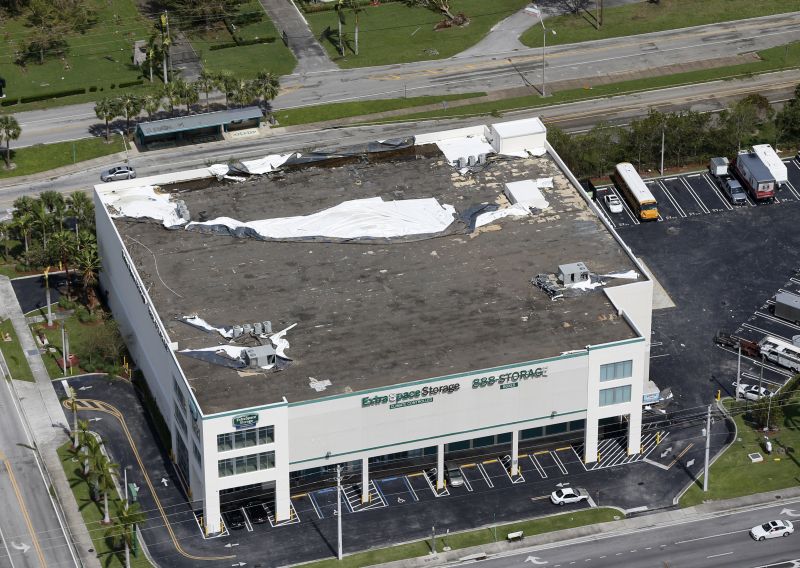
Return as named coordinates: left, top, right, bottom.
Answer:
left=0, top=276, right=101, bottom=568
left=375, top=486, right=800, bottom=568
left=258, top=0, right=337, bottom=74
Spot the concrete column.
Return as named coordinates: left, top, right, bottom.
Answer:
left=275, top=472, right=291, bottom=522
left=204, top=490, right=222, bottom=536
left=361, top=458, right=370, bottom=504
left=584, top=418, right=599, bottom=463
left=511, top=429, right=519, bottom=476
left=436, top=443, right=445, bottom=490
left=627, top=410, right=643, bottom=456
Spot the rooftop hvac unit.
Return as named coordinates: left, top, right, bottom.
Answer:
left=244, top=345, right=277, bottom=369
left=468, top=155, right=477, bottom=166
left=478, top=153, right=487, bottom=165
left=232, top=325, right=244, bottom=338
left=263, top=321, right=272, bottom=334
left=457, top=157, right=468, bottom=169
left=558, top=262, right=589, bottom=285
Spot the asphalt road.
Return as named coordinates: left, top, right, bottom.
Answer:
left=2, top=67, right=799, bottom=211
left=10, top=12, right=800, bottom=148
left=477, top=500, right=800, bottom=567
left=0, top=370, right=77, bottom=568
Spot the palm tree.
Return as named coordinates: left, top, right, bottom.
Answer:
left=346, top=0, right=363, bottom=55
left=50, top=230, right=74, bottom=286
left=94, top=456, right=119, bottom=524
left=41, top=190, right=66, bottom=230
left=94, top=98, right=120, bottom=142
left=252, top=71, right=280, bottom=114
left=334, top=0, right=346, bottom=56
left=32, top=199, right=50, bottom=249
left=0, top=222, right=10, bottom=261
left=214, top=71, right=237, bottom=109
left=12, top=212, right=32, bottom=263
left=195, top=70, right=216, bottom=112
left=0, top=114, right=22, bottom=169
left=231, top=79, right=254, bottom=108
left=105, top=502, right=146, bottom=568
left=74, top=417, right=89, bottom=450
left=175, top=78, right=198, bottom=114
left=141, top=94, right=161, bottom=122
left=67, top=191, right=93, bottom=238
left=160, top=81, right=181, bottom=116
left=82, top=432, right=101, bottom=478
left=116, top=94, right=142, bottom=135
left=76, top=242, right=100, bottom=308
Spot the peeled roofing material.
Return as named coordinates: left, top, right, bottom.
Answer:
left=182, top=315, right=233, bottom=338
left=474, top=204, right=530, bottom=228
left=187, top=197, right=457, bottom=241
left=240, top=153, right=295, bottom=175
left=435, top=135, right=495, bottom=168
left=102, top=185, right=188, bottom=228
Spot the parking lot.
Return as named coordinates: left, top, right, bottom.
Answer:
left=716, top=270, right=800, bottom=395
left=204, top=430, right=675, bottom=537
left=596, top=157, right=800, bottom=228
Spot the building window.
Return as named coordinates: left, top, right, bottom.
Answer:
left=599, top=385, right=632, bottom=406
left=600, top=360, right=633, bottom=382
left=568, top=419, right=585, bottom=431
left=193, top=443, right=202, bottom=464
left=217, top=451, right=276, bottom=478
left=545, top=423, right=567, bottom=435
left=173, top=376, right=186, bottom=408
left=217, top=426, right=274, bottom=452
left=521, top=427, right=542, bottom=440
left=174, top=403, right=188, bottom=434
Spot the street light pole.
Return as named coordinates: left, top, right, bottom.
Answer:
left=117, top=131, right=129, bottom=164
left=336, top=464, right=343, bottom=560
left=703, top=404, right=711, bottom=492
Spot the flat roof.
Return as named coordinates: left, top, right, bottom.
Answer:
left=108, top=148, right=642, bottom=414
left=136, top=107, right=262, bottom=137
left=738, top=153, right=774, bottom=181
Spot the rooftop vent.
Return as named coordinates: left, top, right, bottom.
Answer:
left=558, top=262, right=589, bottom=286
left=244, top=345, right=276, bottom=369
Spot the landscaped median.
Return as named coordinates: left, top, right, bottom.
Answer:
left=299, top=508, right=621, bottom=568
left=0, top=318, right=34, bottom=381
left=681, top=380, right=800, bottom=508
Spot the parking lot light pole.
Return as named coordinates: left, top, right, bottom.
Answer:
left=117, top=130, right=130, bottom=164
left=703, top=404, right=711, bottom=492
left=336, top=464, right=343, bottom=560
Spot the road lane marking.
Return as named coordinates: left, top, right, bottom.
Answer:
left=675, top=529, right=745, bottom=544
left=4, top=458, right=47, bottom=567
left=707, top=552, right=734, bottom=559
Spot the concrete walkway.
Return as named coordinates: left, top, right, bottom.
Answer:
left=258, top=0, right=337, bottom=74
left=0, top=276, right=100, bottom=568
left=456, top=0, right=647, bottom=59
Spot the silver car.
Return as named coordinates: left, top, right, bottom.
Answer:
left=101, top=165, right=136, bottom=182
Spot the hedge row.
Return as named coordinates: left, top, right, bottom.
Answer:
left=299, top=0, right=399, bottom=13
left=209, top=36, right=276, bottom=51
left=1, top=80, right=146, bottom=106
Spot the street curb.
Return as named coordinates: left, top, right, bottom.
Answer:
left=0, top=150, right=129, bottom=188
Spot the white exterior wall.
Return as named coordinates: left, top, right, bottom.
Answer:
left=604, top=279, right=654, bottom=380
left=287, top=356, right=589, bottom=471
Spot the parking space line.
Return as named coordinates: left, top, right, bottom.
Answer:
left=657, top=180, right=687, bottom=217
left=499, top=455, right=525, bottom=484
left=550, top=451, right=568, bottom=475
left=755, top=311, right=800, bottom=332
left=680, top=176, right=712, bottom=213
left=268, top=501, right=300, bottom=527
left=308, top=492, right=325, bottom=519
left=528, top=454, right=547, bottom=478
left=609, top=185, right=640, bottom=225
left=403, top=475, right=419, bottom=502
left=741, top=371, right=783, bottom=388
left=569, top=446, right=588, bottom=471
left=700, top=173, right=736, bottom=210
left=459, top=467, right=474, bottom=492
left=477, top=462, right=495, bottom=487
left=741, top=322, right=794, bottom=343
left=423, top=468, right=450, bottom=497
left=242, top=508, right=254, bottom=532
left=784, top=180, right=800, bottom=200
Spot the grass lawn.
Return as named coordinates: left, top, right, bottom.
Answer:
left=275, top=92, right=484, bottom=126
left=0, top=318, right=34, bottom=381
left=190, top=0, right=297, bottom=78
left=57, top=443, right=153, bottom=568
left=0, top=135, right=125, bottom=179
left=681, top=395, right=800, bottom=508
left=32, top=310, right=123, bottom=380
left=0, top=0, right=151, bottom=106
left=300, top=508, right=620, bottom=568
left=383, top=41, right=800, bottom=123
left=520, top=0, right=800, bottom=48
left=306, top=0, right=529, bottom=68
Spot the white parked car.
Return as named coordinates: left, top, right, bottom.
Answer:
left=604, top=194, right=623, bottom=214
left=750, top=519, right=794, bottom=541
left=101, top=165, right=136, bottom=182
left=735, top=383, right=773, bottom=401
left=550, top=487, right=589, bottom=506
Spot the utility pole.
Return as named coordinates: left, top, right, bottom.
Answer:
left=431, top=526, right=436, bottom=555
left=61, top=325, right=68, bottom=378
left=703, top=404, right=711, bottom=492
left=736, top=343, right=742, bottom=387
left=336, top=464, right=343, bottom=560
left=44, top=266, right=53, bottom=326
left=660, top=127, right=665, bottom=175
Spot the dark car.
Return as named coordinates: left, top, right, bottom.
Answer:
left=245, top=502, right=269, bottom=524
left=223, top=508, right=247, bottom=530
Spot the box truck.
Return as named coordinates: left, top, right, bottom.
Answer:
left=774, top=291, right=800, bottom=326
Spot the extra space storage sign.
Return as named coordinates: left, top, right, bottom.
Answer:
left=361, top=383, right=460, bottom=410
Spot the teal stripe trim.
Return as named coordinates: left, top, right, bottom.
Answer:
left=204, top=399, right=288, bottom=420
left=587, top=337, right=644, bottom=351
left=289, top=409, right=587, bottom=465
left=288, top=352, right=588, bottom=408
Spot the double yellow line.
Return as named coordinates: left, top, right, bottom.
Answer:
left=2, top=450, right=48, bottom=567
